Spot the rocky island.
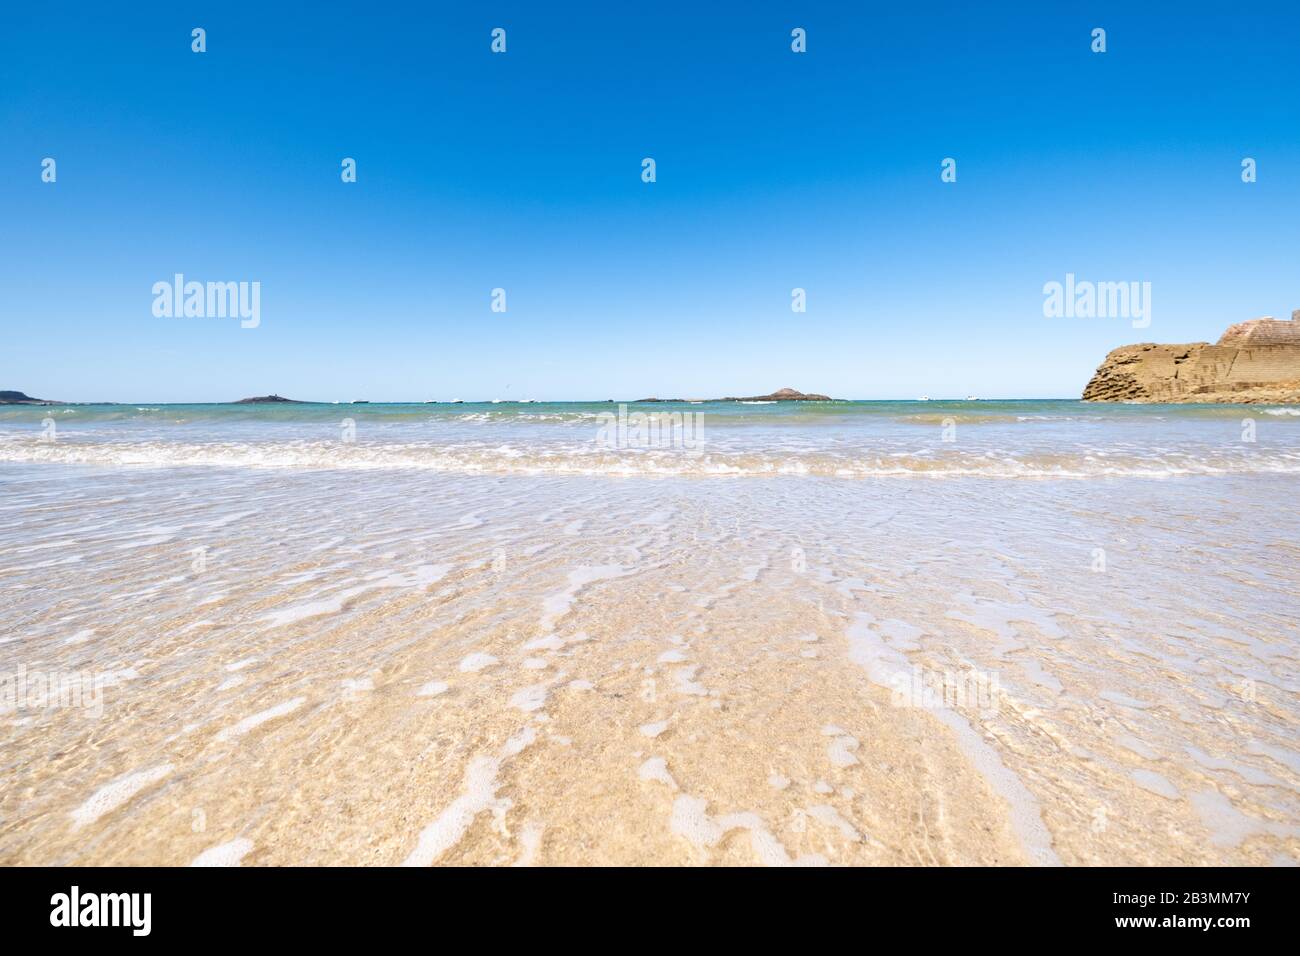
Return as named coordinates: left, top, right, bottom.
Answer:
left=1083, top=313, right=1300, bottom=404
left=634, top=387, right=833, bottom=403
left=234, top=394, right=302, bottom=404
left=0, top=390, right=61, bottom=405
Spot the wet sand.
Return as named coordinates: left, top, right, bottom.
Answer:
left=1, top=466, right=1297, bottom=865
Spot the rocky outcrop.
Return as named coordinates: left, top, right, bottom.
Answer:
left=1083, top=316, right=1300, bottom=404
left=233, top=394, right=301, bottom=404
left=0, top=390, right=60, bottom=405
left=1217, top=311, right=1300, bottom=347
left=723, top=387, right=832, bottom=402
left=635, top=387, right=833, bottom=403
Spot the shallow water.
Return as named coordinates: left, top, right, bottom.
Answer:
left=4, top=399, right=1299, bottom=477
left=0, top=402, right=1297, bottom=865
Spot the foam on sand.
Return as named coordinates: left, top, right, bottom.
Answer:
left=638, top=757, right=678, bottom=790
left=1189, top=789, right=1300, bottom=847
left=1131, top=769, right=1180, bottom=800
left=539, top=565, right=630, bottom=631
left=669, top=794, right=826, bottom=867
left=257, top=565, right=451, bottom=629
left=458, top=652, right=498, bottom=673
left=806, top=804, right=863, bottom=841
left=70, top=764, right=174, bottom=829
left=845, top=612, right=1061, bottom=866
left=401, top=726, right=537, bottom=866
left=508, top=682, right=551, bottom=713
left=216, top=697, right=306, bottom=742
left=822, top=725, right=861, bottom=768
left=510, top=821, right=545, bottom=866
left=673, top=666, right=707, bottom=696
left=190, top=837, right=254, bottom=867
left=639, top=719, right=670, bottom=738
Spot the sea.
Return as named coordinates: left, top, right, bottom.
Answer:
left=1, top=399, right=1296, bottom=865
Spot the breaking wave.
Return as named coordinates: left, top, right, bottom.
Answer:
left=3, top=438, right=1298, bottom=479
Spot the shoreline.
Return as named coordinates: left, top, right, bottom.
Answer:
left=3, top=466, right=1293, bottom=865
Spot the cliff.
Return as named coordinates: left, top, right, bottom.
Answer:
left=1082, top=313, right=1300, bottom=404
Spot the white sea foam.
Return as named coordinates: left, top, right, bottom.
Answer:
left=638, top=757, right=678, bottom=790
left=1131, top=769, right=1180, bottom=800
left=260, top=586, right=371, bottom=627
left=6, top=435, right=1299, bottom=478
left=806, top=804, right=862, bottom=841
left=190, top=837, right=254, bottom=867
left=459, top=652, right=498, bottom=673
left=639, top=720, right=670, bottom=739
left=510, top=821, right=545, bottom=866
left=845, top=612, right=1061, bottom=866
left=670, top=794, right=826, bottom=866
left=70, top=764, right=174, bottom=829
left=509, top=682, right=550, bottom=713
left=216, top=697, right=306, bottom=741
left=401, top=726, right=536, bottom=866
left=539, top=565, right=630, bottom=631
left=823, top=726, right=861, bottom=768
left=1189, top=789, right=1299, bottom=847
left=673, top=666, right=707, bottom=696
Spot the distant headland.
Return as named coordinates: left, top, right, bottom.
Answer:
left=0, top=390, right=60, bottom=405
left=0, top=388, right=838, bottom=405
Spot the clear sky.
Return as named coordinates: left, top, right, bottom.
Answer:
left=2, top=2, right=1298, bottom=402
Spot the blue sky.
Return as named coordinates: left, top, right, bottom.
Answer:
left=2, top=2, right=1298, bottom=401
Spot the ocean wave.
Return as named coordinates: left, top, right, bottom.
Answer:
left=3, top=438, right=1298, bottom=479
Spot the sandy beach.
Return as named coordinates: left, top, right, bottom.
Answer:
left=1, top=401, right=1296, bottom=865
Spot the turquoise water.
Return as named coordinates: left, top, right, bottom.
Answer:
left=2, top=399, right=1297, bottom=477
left=2, top=399, right=1297, bottom=864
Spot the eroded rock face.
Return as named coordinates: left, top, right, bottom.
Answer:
left=1217, top=315, right=1300, bottom=348
left=1083, top=318, right=1300, bottom=404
